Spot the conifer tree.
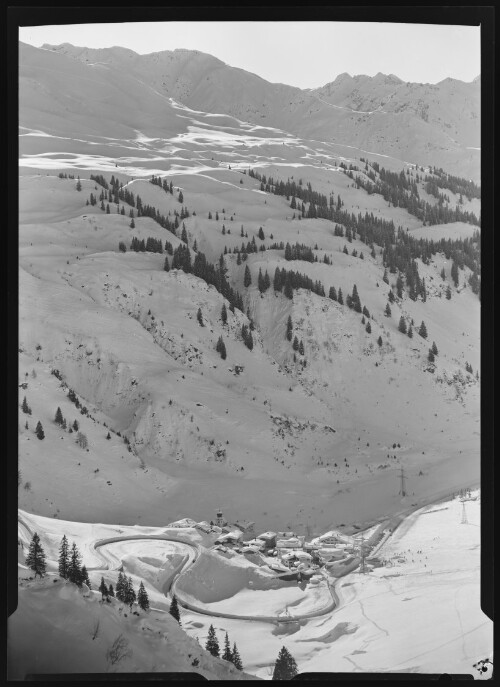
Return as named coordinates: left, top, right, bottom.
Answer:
left=419, top=321, right=428, bottom=339
left=298, top=340, right=305, bottom=356
left=164, top=256, right=170, bottom=272
left=337, top=288, right=343, bottom=305
left=428, top=349, right=435, bottom=363
left=76, top=176, right=82, bottom=192
left=125, top=576, right=136, bottom=609
left=205, top=624, right=220, bottom=657
left=292, top=336, right=299, bottom=352
left=365, top=321, right=372, bottom=334
left=329, top=286, right=337, bottom=301
left=81, top=565, right=91, bottom=589
left=446, top=285, right=452, bottom=300
left=58, top=534, right=69, bottom=579
left=68, top=542, right=83, bottom=585
left=286, top=315, right=293, bottom=342
left=35, top=421, right=45, bottom=440
left=222, top=632, right=232, bottom=661
left=244, top=265, right=252, bottom=287
left=272, top=646, right=298, bottom=680
left=130, top=218, right=135, bottom=229
left=137, top=581, right=150, bottom=611
left=55, top=407, right=64, bottom=425
left=431, top=341, right=438, bottom=355
left=398, top=316, right=407, bottom=334
left=377, top=335, right=383, bottom=347
left=221, top=303, right=228, bottom=324
left=73, top=419, right=79, bottom=432
left=440, top=267, right=446, bottom=281
left=232, top=643, right=243, bottom=670
left=169, top=594, right=181, bottom=623
left=99, top=577, right=109, bottom=599
left=216, top=336, right=227, bottom=360
left=197, top=307, right=204, bottom=326
left=26, top=532, right=46, bottom=578
left=351, top=284, right=362, bottom=312
left=258, top=226, right=265, bottom=240
left=108, top=583, right=115, bottom=597
left=408, top=325, right=413, bottom=338
left=385, top=303, right=392, bottom=317
left=22, top=396, right=31, bottom=414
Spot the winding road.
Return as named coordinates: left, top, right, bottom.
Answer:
left=17, top=486, right=466, bottom=626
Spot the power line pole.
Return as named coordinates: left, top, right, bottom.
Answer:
left=461, top=499, right=468, bottom=524
left=399, top=467, right=406, bottom=497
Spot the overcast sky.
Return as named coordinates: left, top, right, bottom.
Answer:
left=19, top=22, right=480, bottom=89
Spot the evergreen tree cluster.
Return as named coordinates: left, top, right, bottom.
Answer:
left=257, top=267, right=271, bottom=293
left=351, top=161, right=480, bottom=226
left=283, top=242, right=315, bottom=262
left=168, top=246, right=245, bottom=313
left=54, top=406, right=67, bottom=430
left=345, top=284, right=363, bottom=313
left=273, top=267, right=325, bottom=299
left=57, top=535, right=91, bottom=587
left=241, top=324, right=253, bottom=350
left=424, top=167, right=481, bottom=201
left=91, top=174, right=191, bottom=236
left=249, top=167, right=480, bottom=301
left=129, top=236, right=164, bottom=253
left=115, top=571, right=137, bottom=608
left=90, top=174, right=109, bottom=189
left=150, top=174, right=174, bottom=197
left=204, top=625, right=243, bottom=670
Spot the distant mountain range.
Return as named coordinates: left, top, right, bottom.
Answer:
left=20, top=42, right=480, bottom=179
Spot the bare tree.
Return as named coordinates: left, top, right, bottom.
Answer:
left=106, top=634, right=132, bottom=667
left=76, top=432, right=88, bottom=449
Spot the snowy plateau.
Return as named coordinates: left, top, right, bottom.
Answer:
left=11, top=42, right=491, bottom=679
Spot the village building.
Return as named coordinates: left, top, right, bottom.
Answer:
left=194, top=521, right=212, bottom=534
left=244, top=538, right=266, bottom=550
left=276, top=535, right=303, bottom=549
left=233, top=520, right=255, bottom=535
left=256, top=531, right=277, bottom=548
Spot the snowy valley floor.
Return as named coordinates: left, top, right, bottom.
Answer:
left=11, top=490, right=492, bottom=679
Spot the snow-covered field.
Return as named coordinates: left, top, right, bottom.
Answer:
left=180, top=491, right=492, bottom=678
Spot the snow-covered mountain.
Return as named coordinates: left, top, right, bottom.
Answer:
left=26, top=42, right=481, bottom=180
left=14, top=39, right=484, bottom=679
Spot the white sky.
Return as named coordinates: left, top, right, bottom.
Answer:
left=19, top=22, right=480, bottom=89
